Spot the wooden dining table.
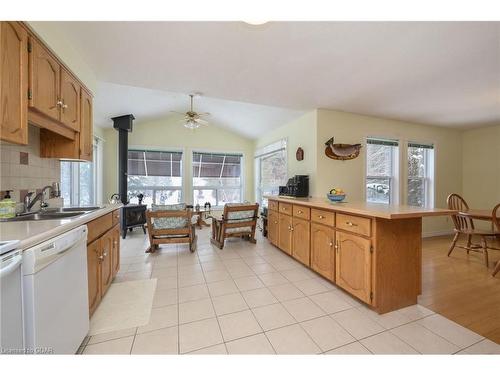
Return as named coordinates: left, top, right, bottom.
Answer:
left=459, top=209, right=498, bottom=232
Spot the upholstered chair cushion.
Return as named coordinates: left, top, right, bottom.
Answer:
left=151, top=203, right=188, bottom=229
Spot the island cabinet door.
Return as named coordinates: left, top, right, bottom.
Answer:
left=87, top=239, right=102, bottom=316
left=310, top=223, right=335, bottom=281
left=335, top=232, right=372, bottom=304
left=111, top=225, right=120, bottom=278
left=100, top=229, right=114, bottom=296
left=292, top=217, right=310, bottom=266
left=278, top=213, right=293, bottom=255
left=268, top=210, right=279, bottom=246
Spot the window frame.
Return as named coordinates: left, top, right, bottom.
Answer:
left=191, top=149, right=245, bottom=208
left=406, top=141, right=435, bottom=208
left=60, top=136, right=100, bottom=207
left=365, top=137, right=400, bottom=205
left=126, top=146, right=184, bottom=206
left=254, top=138, right=288, bottom=207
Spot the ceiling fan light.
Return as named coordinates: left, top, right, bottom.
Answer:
left=184, top=119, right=200, bottom=130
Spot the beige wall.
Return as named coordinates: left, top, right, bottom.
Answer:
left=254, top=111, right=318, bottom=195
left=100, top=115, right=255, bottom=204
left=462, top=124, right=500, bottom=209
left=255, top=109, right=464, bottom=236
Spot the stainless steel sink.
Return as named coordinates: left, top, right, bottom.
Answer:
left=0, top=206, right=101, bottom=222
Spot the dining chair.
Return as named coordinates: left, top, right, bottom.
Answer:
left=447, top=193, right=499, bottom=267
left=492, top=203, right=500, bottom=277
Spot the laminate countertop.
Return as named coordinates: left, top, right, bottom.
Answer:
left=265, top=196, right=456, bottom=220
left=0, top=204, right=123, bottom=251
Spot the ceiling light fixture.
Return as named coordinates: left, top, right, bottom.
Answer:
left=243, top=20, right=269, bottom=26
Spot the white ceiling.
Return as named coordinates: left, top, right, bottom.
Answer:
left=53, top=21, right=500, bottom=135
left=93, top=82, right=304, bottom=138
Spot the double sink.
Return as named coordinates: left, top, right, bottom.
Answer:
left=0, top=206, right=101, bottom=222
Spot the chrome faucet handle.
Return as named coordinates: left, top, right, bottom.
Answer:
left=24, top=192, right=34, bottom=211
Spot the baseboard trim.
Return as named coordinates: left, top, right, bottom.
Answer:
left=422, top=229, right=454, bottom=238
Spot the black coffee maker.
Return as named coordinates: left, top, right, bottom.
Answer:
left=279, top=175, right=309, bottom=197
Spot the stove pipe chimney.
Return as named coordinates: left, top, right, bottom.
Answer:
left=112, top=114, right=135, bottom=205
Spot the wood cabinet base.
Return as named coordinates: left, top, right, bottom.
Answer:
left=268, top=199, right=422, bottom=314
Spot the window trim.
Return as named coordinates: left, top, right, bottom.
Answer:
left=364, top=136, right=400, bottom=205
left=191, top=148, right=245, bottom=208
left=254, top=138, right=288, bottom=206
left=406, top=141, right=435, bottom=208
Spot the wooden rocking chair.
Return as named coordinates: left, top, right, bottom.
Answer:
left=145, top=203, right=197, bottom=253
left=492, top=203, right=500, bottom=277
left=211, top=203, right=259, bottom=249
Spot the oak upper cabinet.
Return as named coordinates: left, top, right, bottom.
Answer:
left=311, top=223, right=335, bottom=281
left=0, top=22, right=28, bottom=145
left=100, top=229, right=114, bottom=296
left=268, top=210, right=279, bottom=247
left=79, top=88, right=93, bottom=161
left=336, top=231, right=372, bottom=304
left=59, top=68, right=80, bottom=131
left=111, top=225, right=120, bottom=278
left=278, top=213, right=293, bottom=255
left=87, top=239, right=102, bottom=316
left=292, top=217, right=310, bottom=266
left=29, top=37, right=61, bottom=120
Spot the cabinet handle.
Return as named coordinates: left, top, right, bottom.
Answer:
left=98, top=255, right=104, bottom=261
left=56, top=100, right=63, bottom=107
left=114, top=240, right=118, bottom=246
left=329, top=241, right=333, bottom=247
left=290, top=226, right=294, bottom=231
left=318, top=215, right=325, bottom=219
left=345, top=221, right=358, bottom=227
left=103, top=252, right=108, bottom=257
left=62, top=102, right=68, bottom=109
left=298, top=210, right=303, bottom=214
left=274, top=221, right=278, bottom=224
left=335, top=240, right=339, bottom=252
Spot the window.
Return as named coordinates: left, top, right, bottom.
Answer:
left=407, top=142, right=434, bottom=207
left=192, top=152, right=243, bottom=207
left=127, top=150, right=183, bottom=206
left=366, top=138, right=399, bottom=204
left=60, top=137, right=101, bottom=206
left=254, top=139, right=287, bottom=206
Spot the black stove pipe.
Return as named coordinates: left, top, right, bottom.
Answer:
left=112, top=114, right=135, bottom=205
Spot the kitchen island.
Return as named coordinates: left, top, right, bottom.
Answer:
left=265, top=196, right=456, bottom=314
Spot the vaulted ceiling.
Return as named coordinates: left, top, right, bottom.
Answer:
left=49, top=21, right=500, bottom=137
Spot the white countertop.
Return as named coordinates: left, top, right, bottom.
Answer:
left=0, top=204, right=123, bottom=251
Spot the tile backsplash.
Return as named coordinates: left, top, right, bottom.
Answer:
left=0, top=125, right=60, bottom=203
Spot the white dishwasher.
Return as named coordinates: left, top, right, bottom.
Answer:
left=22, top=226, right=89, bottom=354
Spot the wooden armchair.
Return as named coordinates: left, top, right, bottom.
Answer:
left=447, top=194, right=499, bottom=267
left=145, top=203, right=197, bottom=253
left=211, top=203, right=259, bottom=249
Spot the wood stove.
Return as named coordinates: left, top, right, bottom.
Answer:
left=120, top=204, right=147, bottom=239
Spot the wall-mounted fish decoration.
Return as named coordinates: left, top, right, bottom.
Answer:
left=324, top=137, right=362, bottom=160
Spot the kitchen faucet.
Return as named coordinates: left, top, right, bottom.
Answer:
left=24, top=183, right=61, bottom=212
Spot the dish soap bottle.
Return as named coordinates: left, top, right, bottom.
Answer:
left=0, top=190, right=16, bottom=219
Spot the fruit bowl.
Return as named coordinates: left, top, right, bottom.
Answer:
left=327, top=193, right=346, bottom=202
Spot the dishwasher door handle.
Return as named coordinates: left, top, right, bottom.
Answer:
left=0, top=254, right=22, bottom=278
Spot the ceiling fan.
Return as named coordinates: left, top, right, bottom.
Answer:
left=171, top=93, right=210, bottom=130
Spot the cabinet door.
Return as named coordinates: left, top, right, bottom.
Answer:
left=292, top=217, right=310, bottom=266
left=310, top=223, right=335, bottom=281
left=79, top=88, right=93, bottom=160
left=0, top=22, right=28, bottom=145
left=111, top=225, right=120, bottom=278
left=100, top=229, right=114, bottom=296
left=278, top=213, right=292, bottom=255
left=60, top=68, right=80, bottom=131
left=87, top=239, right=102, bottom=316
left=336, top=232, right=372, bottom=304
left=29, top=38, right=60, bottom=120
left=267, top=210, right=279, bottom=246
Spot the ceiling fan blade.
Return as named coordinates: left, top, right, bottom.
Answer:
left=196, top=112, right=210, bottom=117
left=170, top=110, right=187, bottom=115
left=196, top=118, right=209, bottom=125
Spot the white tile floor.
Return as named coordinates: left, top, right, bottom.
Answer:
left=81, top=228, right=500, bottom=355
